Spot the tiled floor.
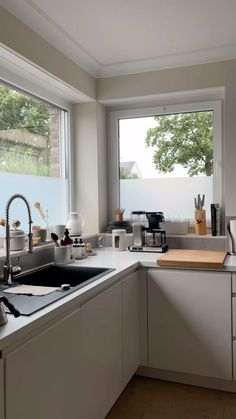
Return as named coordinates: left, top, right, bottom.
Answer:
left=106, top=376, right=236, bottom=419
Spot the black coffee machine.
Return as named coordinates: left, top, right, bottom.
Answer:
left=130, top=211, right=168, bottom=253
left=145, top=212, right=167, bottom=248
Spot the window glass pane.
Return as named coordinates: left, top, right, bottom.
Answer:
left=0, top=83, right=68, bottom=231
left=119, top=111, right=213, bottom=220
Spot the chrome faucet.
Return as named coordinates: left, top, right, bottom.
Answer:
left=3, top=194, right=33, bottom=285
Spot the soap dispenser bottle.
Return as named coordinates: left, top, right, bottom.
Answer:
left=73, top=237, right=80, bottom=259
left=61, top=228, right=73, bottom=246
left=78, top=238, right=86, bottom=258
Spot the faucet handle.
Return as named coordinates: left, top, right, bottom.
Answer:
left=12, top=266, right=21, bottom=276
left=3, top=264, right=21, bottom=285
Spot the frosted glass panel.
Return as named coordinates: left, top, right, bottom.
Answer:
left=0, top=173, right=68, bottom=231
left=120, top=176, right=213, bottom=220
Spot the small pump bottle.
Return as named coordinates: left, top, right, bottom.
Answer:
left=61, top=229, right=73, bottom=246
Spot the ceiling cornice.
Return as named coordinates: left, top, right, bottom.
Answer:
left=2, top=0, right=236, bottom=79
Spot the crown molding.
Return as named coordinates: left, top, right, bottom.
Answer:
left=96, top=44, right=236, bottom=78
left=2, top=0, right=236, bottom=78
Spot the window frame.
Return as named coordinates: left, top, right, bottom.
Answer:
left=0, top=76, right=74, bottom=216
left=109, top=100, right=222, bottom=221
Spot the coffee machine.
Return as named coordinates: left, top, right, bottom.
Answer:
left=129, top=211, right=168, bottom=253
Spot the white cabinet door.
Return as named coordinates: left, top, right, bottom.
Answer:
left=148, top=269, right=232, bottom=380
left=79, top=282, right=122, bottom=419
left=0, top=359, right=4, bottom=419
left=122, top=271, right=140, bottom=386
left=6, top=308, right=82, bottom=419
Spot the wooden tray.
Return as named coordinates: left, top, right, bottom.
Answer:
left=157, top=249, right=227, bottom=269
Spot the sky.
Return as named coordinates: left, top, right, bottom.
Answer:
left=119, top=116, right=189, bottom=178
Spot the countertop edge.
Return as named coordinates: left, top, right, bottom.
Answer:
left=1, top=248, right=236, bottom=352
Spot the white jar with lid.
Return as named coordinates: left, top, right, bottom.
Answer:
left=4, top=230, right=26, bottom=251
left=66, top=212, right=84, bottom=236
left=112, top=229, right=126, bottom=251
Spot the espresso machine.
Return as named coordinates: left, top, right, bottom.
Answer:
left=129, top=211, right=168, bottom=253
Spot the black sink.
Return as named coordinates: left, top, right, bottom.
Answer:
left=0, top=265, right=113, bottom=316
left=16, top=265, right=111, bottom=288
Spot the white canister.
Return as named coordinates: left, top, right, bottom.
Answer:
left=112, top=229, right=126, bottom=251
left=53, top=224, right=66, bottom=240
left=66, top=212, right=84, bottom=236
left=4, top=230, right=26, bottom=251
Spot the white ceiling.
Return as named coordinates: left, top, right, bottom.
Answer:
left=1, top=0, right=236, bottom=78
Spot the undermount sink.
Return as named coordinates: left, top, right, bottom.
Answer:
left=1, top=265, right=113, bottom=316
left=15, top=265, right=112, bottom=288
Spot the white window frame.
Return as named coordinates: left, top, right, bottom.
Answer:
left=0, top=72, right=74, bottom=216
left=109, top=100, right=222, bottom=221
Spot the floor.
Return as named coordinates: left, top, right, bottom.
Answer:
left=106, top=376, right=236, bottom=419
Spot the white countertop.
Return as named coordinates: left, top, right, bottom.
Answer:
left=1, top=247, right=236, bottom=353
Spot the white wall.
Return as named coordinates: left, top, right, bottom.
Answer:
left=0, top=6, right=96, bottom=100
left=73, top=103, right=107, bottom=234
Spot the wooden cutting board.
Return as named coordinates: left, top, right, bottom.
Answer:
left=157, top=249, right=227, bottom=269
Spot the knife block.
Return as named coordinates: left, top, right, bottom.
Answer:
left=194, top=209, right=206, bottom=235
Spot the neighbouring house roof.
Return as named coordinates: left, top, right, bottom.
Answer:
left=0, top=129, right=46, bottom=149
left=120, top=161, right=142, bottom=177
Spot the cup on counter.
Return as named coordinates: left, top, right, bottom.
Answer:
left=54, top=244, right=74, bottom=265
left=32, top=226, right=47, bottom=243
left=53, top=224, right=66, bottom=240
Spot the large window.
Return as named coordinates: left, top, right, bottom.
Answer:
left=109, top=101, right=222, bottom=222
left=0, top=82, right=69, bottom=231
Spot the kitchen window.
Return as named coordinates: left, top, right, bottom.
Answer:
left=109, top=100, right=222, bottom=222
left=0, top=81, right=69, bottom=230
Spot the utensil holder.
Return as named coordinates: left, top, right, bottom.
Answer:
left=194, top=209, right=206, bottom=235
left=54, top=245, right=74, bottom=265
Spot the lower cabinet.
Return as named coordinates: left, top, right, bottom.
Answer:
left=4, top=274, right=141, bottom=419
left=231, top=273, right=236, bottom=379
left=0, top=359, right=4, bottom=419
left=78, top=282, right=123, bottom=419
left=148, top=269, right=232, bottom=380
left=5, top=308, right=83, bottom=419
left=5, top=282, right=123, bottom=419
left=122, top=271, right=141, bottom=386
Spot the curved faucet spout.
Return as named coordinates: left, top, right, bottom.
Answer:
left=4, top=194, right=33, bottom=285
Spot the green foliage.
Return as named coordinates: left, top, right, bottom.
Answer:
left=0, top=145, right=51, bottom=176
left=120, top=167, right=140, bottom=179
left=0, top=86, right=50, bottom=136
left=0, top=85, right=52, bottom=176
left=145, top=111, right=213, bottom=176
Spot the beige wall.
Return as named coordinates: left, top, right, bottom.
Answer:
left=0, top=6, right=96, bottom=100
left=97, top=60, right=236, bottom=217
left=97, top=61, right=232, bottom=101
left=73, top=103, right=107, bottom=234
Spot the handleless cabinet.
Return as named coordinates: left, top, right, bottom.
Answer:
left=5, top=308, right=82, bottom=419
left=148, top=269, right=232, bottom=380
left=79, top=281, right=123, bottom=419
left=231, top=273, right=236, bottom=379
left=122, top=271, right=141, bottom=386
left=0, top=359, right=3, bottom=419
